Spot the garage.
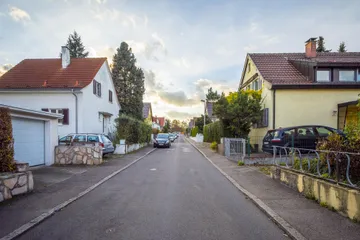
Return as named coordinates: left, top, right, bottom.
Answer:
left=12, top=117, right=46, bottom=166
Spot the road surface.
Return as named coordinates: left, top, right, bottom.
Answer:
left=19, top=137, right=287, bottom=240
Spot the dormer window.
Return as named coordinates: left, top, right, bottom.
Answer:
left=316, top=70, right=330, bottom=82
left=339, top=70, right=355, bottom=82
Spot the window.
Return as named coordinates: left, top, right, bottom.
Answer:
left=93, top=80, right=101, bottom=97
left=297, top=127, right=315, bottom=137
left=256, top=108, right=269, bottom=128
left=87, top=135, right=99, bottom=142
left=73, top=135, right=86, bottom=142
left=109, top=90, right=113, bottom=103
left=316, top=70, right=330, bottom=82
left=101, top=135, right=112, bottom=143
left=42, top=108, right=69, bottom=125
left=357, top=69, right=360, bottom=81
left=315, top=127, right=333, bottom=137
left=339, top=70, right=355, bottom=82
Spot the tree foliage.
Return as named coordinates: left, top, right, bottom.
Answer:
left=316, top=36, right=332, bottom=52
left=338, top=41, right=347, bottom=53
left=195, top=114, right=212, bottom=133
left=66, top=31, right=89, bottom=58
left=0, top=108, right=16, bottom=172
left=112, top=42, right=145, bottom=120
left=162, top=119, right=171, bottom=133
left=213, top=90, right=262, bottom=138
left=115, top=114, right=152, bottom=144
left=203, top=121, right=224, bottom=143
left=206, top=87, right=220, bottom=101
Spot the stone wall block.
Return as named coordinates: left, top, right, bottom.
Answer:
left=80, top=147, right=86, bottom=153
left=83, top=155, right=88, bottom=164
left=0, top=192, right=3, bottom=202
left=87, top=159, right=94, bottom=165
left=17, top=175, right=27, bottom=187
left=93, top=151, right=99, bottom=159
left=3, top=187, right=11, bottom=199
left=27, top=172, right=34, bottom=191
left=11, top=185, right=27, bottom=196
left=87, top=148, right=92, bottom=154
left=4, top=177, right=18, bottom=190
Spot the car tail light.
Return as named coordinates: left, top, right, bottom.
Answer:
left=271, top=138, right=281, bottom=142
left=99, top=143, right=105, bottom=148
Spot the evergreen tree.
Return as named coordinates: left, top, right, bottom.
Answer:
left=66, top=31, right=89, bottom=58
left=206, top=87, right=220, bottom=101
left=338, top=41, right=347, bottom=52
left=316, top=36, right=332, bottom=53
left=112, top=42, right=145, bottom=119
left=162, top=119, right=171, bottom=133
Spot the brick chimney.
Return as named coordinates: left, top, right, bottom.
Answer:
left=305, top=38, right=317, bottom=58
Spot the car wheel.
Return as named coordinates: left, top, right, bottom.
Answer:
left=153, top=144, right=157, bottom=148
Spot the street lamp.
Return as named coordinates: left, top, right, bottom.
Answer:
left=201, top=99, right=206, bottom=130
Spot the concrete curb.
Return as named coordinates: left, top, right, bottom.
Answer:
left=185, top=138, right=307, bottom=240
left=0, top=148, right=157, bottom=240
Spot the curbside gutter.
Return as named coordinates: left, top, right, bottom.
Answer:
left=0, top=148, right=157, bottom=240
left=185, top=138, right=307, bottom=240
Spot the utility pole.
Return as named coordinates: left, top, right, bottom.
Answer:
left=201, top=99, right=206, bottom=130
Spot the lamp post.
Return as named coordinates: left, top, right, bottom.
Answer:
left=201, top=99, right=206, bottom=131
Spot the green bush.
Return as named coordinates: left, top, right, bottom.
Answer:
left=191, top=126, right=199, bottom=137
left=210, top=141, right=218, bottom=151
left=203, top=121, right=224, bottom=143
left=0, top=107, right=16, bottom=172
left=115, top=114, right=152, bottom=144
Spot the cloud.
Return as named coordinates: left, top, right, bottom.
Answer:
left=8, top=6, right=31, bottom=23
left=126, top=33, right=167, bottom=61
left=158, top=90, right=199, bottom=107
left=0, top=64, right=13, bottom=76
left=166, top=111, right=194, bottom=120
left=194, top=78, right=233, bottom=98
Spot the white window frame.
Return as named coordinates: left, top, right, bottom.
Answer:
left=47, top=109, right=64, bottom=125
left=316, top=70, right=331, bottom=82
left=339, top=70, right=355, bottom=82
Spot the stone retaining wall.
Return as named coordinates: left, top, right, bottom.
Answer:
left=0, top=171, right=34, bottom=202
left=55, top=145, right=103, bottom=165
left=270, top=166, right=360, bottom=221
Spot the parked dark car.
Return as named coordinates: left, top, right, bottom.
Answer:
left=262, top=125, right=345, bottom=154
left=169, top=133, right=176, bottom=142
left=154, top=133, right=171, bottom=148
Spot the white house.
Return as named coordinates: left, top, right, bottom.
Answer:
left=0, top=46, right=121, bottom=138
left=0, top=104, right=62, bottom=166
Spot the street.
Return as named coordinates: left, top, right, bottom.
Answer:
left=18, top=137, right=287, bottom=240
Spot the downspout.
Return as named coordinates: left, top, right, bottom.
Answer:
left=71, top=89, right=78, bottom=134
left=272, top=89, right=276, bottom=129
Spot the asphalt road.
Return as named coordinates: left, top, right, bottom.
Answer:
left=18, top=137, right=287, bottom=240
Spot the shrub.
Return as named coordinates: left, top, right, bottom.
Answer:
left=115, top=114, right=152, bottom=144
left=191, top=126, right=199, bottom=137
left=210, top=141, right=218, bottom=151
left=204, top=121, right=224, bottom=143
left=0, top=108, right=16, bottom=172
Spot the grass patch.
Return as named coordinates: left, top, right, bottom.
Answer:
left=259, top=166, right=271, bottom=175
left=238, top=161, right=244, bottom=166
left=320, top=201, right=328, bottom=208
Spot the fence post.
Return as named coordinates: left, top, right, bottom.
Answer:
left=247, top=136, right=251, bottom=157
left=291, top=134, right=294, bottom=165
left=335, top=153, right=340, bottom=183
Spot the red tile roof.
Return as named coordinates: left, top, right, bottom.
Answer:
left=248, top=52, right=360, bottom=85
left=152, top=116, right=165, bottom=127
left=0, top=58, right=107, bottom=89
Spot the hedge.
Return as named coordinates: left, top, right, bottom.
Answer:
left=0, top=107, right=16, bottom=172
left=191, top=126, right=199, bottom=137
left=203, top=121, right=224, bottom=143
left=115, top=114, right=152, bottom=144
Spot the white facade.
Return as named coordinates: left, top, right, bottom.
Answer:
left=0, top=62, right=120, bottom=137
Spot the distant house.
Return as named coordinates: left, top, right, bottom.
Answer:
left=238, top=38, right=360, bottom=142
left=142, top=102, right=153, bottom=121
left=0, top=46, right=121, bottom=137
left=152, top=116, right=165, bottom=130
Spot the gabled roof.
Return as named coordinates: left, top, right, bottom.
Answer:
left=243, top=52, right=360, bottom=86
left=0, top=58, right=107, bottom=89
left=143, top=102, right=152, bottom=119
left=152, top=116, right=165, bottom=127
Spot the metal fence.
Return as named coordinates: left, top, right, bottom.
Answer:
left=224, top=138, right=246, bottom=161
left=272, top=146, right=360, bottom=189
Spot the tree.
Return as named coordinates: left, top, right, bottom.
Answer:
left=338, top=41, right=347, bottom=53
left=162, top=119, right=171, bottom=133
left=316, top=36, right=332, bottom=53
left=112, top=42, right=145, bottom=119
left=65, top=31, right=89, bottom=58
left=213, top=90, right=262, bottom=137
left=195, top=114, right=212, bottom=133
left=0, top=107, right=16, bottom=172
left=206, top=87, right=220, bottom=101
left=171, top=119, right=180, bottom=127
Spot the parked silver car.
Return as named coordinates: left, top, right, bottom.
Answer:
left=59, top=133, right=115, bottom=155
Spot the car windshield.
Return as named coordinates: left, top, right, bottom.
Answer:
left=157, top=134, right=169, bottom=139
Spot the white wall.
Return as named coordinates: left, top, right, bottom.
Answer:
left=80, top=63, right=120, bottom=134
left=0, top=92, right=76, bottom=137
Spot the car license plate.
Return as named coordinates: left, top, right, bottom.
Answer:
left=264, top=142, right=269, bottom=144
left=159, top=143, right=163, bottom=145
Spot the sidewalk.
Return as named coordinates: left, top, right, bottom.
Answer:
left=0, top=147, right=154, bottom=239
left=187, top=139, right=360, bottom=240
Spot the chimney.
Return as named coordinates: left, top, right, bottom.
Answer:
left=61, top=46, right=70, bottom=68
left=305, top=38, right=317, bottom=58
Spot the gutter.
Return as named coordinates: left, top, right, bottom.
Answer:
left=72, top=89, right=78, bottom=134
left=272, top=89, right=276, bottom=129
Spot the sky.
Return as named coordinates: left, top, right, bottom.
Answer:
left=1, top=0, right=360, bottom=121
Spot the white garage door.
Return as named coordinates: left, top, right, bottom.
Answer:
left=12, top=117, right=45, bottom=166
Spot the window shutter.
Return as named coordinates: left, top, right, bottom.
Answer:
left=262, top=108, right=269, bottom=127
left=41, top=108, right=48, bottom=112
left=93, top=80, right=96, bottom=94
left=62, top=109, right=69, bottom=125
left=98, top=83, right=101, bottom=97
